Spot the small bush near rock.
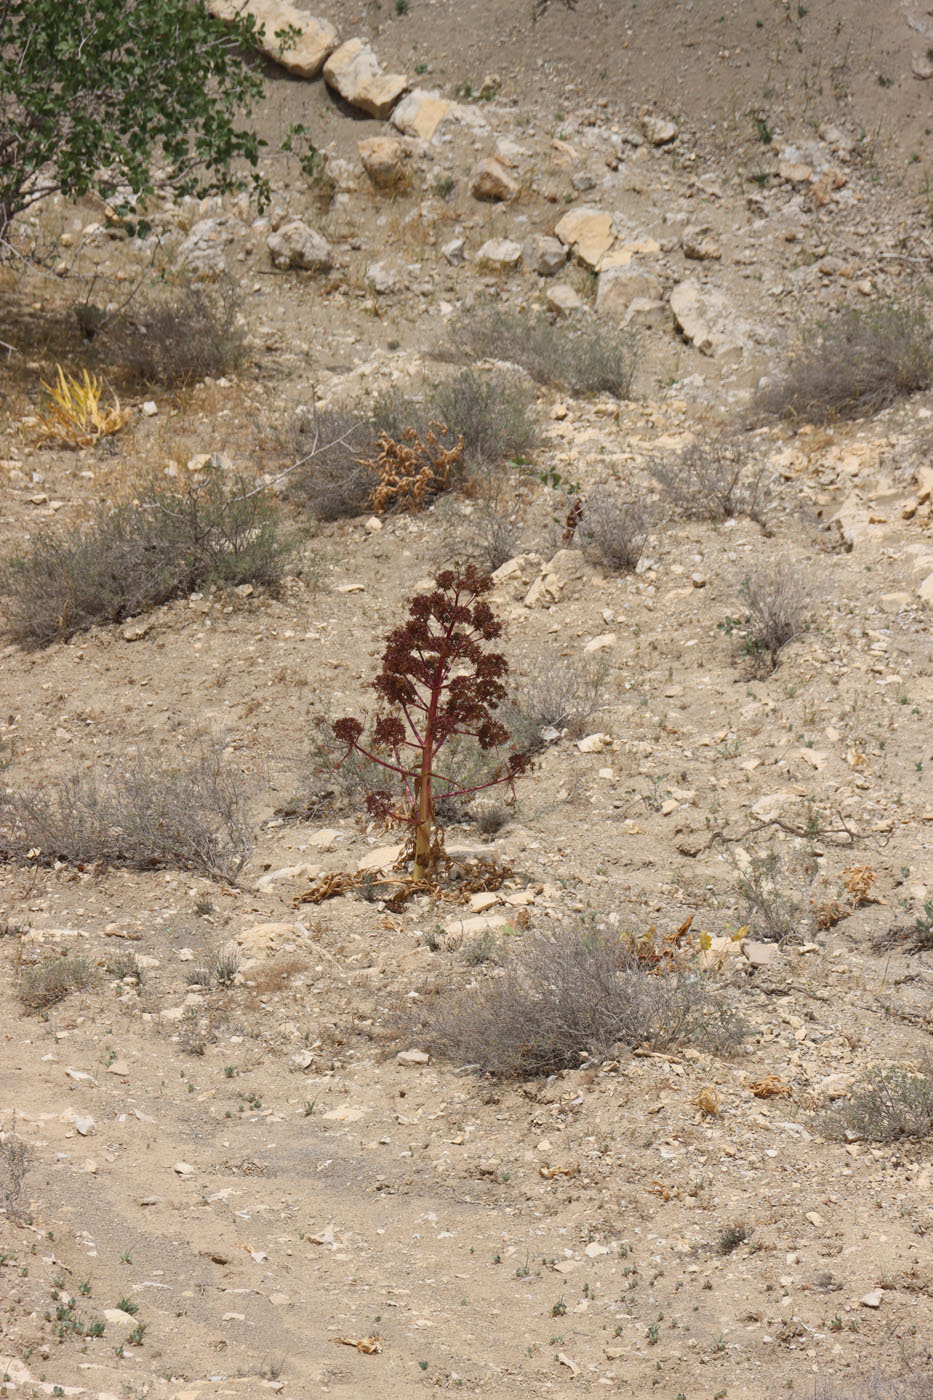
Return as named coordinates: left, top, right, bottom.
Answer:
left=457, top=307, right=638, bottom=399
left=19, top=954, right=95, bottom=1012
left=820, top=1065, right=933, bottom=1143
left=579, top=487, right=651, bottom=572
left=720, top=562, right=815, bottom=674
left=758, top=301, right=933, bottom=423
left=501, top=652, right=606, bottom=756
left=0, top=739, right=254, bottom=881
left=649, top=433, right=770, bottom=523
left=733, top=851, right=814, bottom=943
left=0, top=471, right=297, bottom=647
left=432, top=368, right=539, bottom=469
left=419, top=921, right=745, bottom=1077
left=102, top=277, right=245, bottom=388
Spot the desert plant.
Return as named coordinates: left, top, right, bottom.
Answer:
left=821, top=1065, right=933, bottom=1143
left=579, top=487, right=651, bottom=572
left=719, top=562, right=815, bottom=673
left=648, top=434, right=770, bottom=523
left=432, top=368, right=539, bottom=469
left=420, top=920, right=745, bottom=1077
left=805, top=1372, right=933, bottom=1400
left=500, top=651, right=606, bottom=755
left=105, top=277, right=245, bottom=387
left=734, top=851, right=812, bottom=943
left=0, top=1117, right=31, bottom=1221
left=758, top=301, right=933, bottom=423
left=334, top=566, right=529, bottom=881
left=457, top=307, right=638, bottom=399
left=32, top=366, right=130, bottom=447
left=18, top=954, right=95, bottom=1011
left=364, top=424, right=465, bottom=514
left=0, top=470, right=299, bottom=647
left=0, top=737, right=254, bottom=880
left=453, top=503, right=522, bottom=573
left=718, top=1223, right=753, bottom=1254
left=285, top=408, right=377, bottom=521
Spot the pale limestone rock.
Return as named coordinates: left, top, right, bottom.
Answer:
left=669, top=279, right=737, bottom=357
left=236, top=921, right=301, bottom=956
left=642, top=114, right=678, bottom=145
left=391, top=88, right=451, bottom=140
left=477, top=237, right=522, bottom=268
left=358, top=844, right=403, bottom=872
left=442, top=237, right=465, bottom=265
left=443, top=913, right=509, bottom=937
left=470, top=157, right=519, bottom=202
left=177, top=216, right=246, bottom=278
left=397, top=1049, right=430, bottom=1066
left=554, top=205, right=613, bottom=269
left=324, top=38, right=407, bottom=119
left=546, top=283, right=582, bottom=316
left=267, top=220, right=333, bottom=272
left=681, top=225, right=722, bottom=260
left=741, top=940, right=779, bottom=968
left=208, top=0, right=337, bottom=76
left=522, top=233, right=567, bottom=276
left=577, top=733, right=611, bottom=753
left=918, top=573, right=933, bottom=608
left=595, top=265, right=661, bottom=319
left=358, top=135, right=410, bottom=189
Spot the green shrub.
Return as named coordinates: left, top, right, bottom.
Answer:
left=457, top=307, right=638, bottom=399
left=758, top=301, right=933, bottom=423
left=0, top=471, right=298, bottom=647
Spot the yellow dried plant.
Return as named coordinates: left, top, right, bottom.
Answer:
left=33, top=366, right=130, bottom=448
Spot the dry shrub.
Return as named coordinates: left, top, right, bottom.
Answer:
left=501, top=651, right=606, bottom=755
left=0, top=470, right=298, bottom=648
left=806, top=1374, right=933, bottom=1400
left=365, top=424, right=464, bottom=514
left=453, top=503, right=522, bottom=572
left=0, top=1117, right=31, bottom=1221
left=758, top=300, right=933, bottom=423
left=0, top=738, right=254, bottom=880
left=579, top=488, right=651, bottom=572
left=432, top=367, right=539, bottom=468
left=457, top=307, right=638, bottom=399
left=649, top=433, right=770, bottom=523
left=18, top=954, right=95, bottom=1012
left=721, top=561, right=815, bottom=673
left=285, top=407, right=380, bottom=520
left=734, top=850, right=814, bottom=943
left=820, top=1064, right=933, bottom=1143
left=103, top=277, right=245, bottom=388
left=419, top=921, right=744, bottom=1077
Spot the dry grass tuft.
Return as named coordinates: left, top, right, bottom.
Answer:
left=820, top=1064, right=933, bottom=1143
left=18, top=954, right=95, bottom=1012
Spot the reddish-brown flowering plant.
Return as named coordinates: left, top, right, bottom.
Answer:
left=333, top=565, right=529, bottom=882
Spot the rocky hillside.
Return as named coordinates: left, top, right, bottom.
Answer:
left=1, top=3, right=932, bottom=1398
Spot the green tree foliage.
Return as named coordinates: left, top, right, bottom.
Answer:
left=0, top=0, right=269, bottom=243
